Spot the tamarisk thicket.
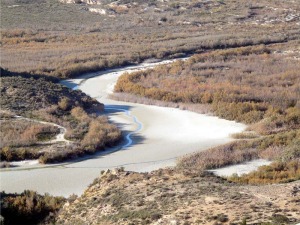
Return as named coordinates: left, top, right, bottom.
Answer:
left=115, top=43, right=300, bottom=184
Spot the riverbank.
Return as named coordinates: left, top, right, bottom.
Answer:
left=0, top=59, right=246, bottom=197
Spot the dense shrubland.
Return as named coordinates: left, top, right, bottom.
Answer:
left=115, top=45, right=300, bottom=126
left=0, top=119, right=59, bottom=148
left=229, top=159, right=300, bottom=184
left=37, top=105, right=121, bottom=163
left=0, top=191, right=66, bottom=225
left=0, top=72, right=121, bottom=163
left=115, top=43, right=300, bottom=184
left=1, top=0, right=299, bottom=78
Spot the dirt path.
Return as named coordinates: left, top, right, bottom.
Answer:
left=14, top=115, right=71, bottom=145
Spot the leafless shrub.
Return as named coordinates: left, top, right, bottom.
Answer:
left=231, top=132, right=259, bottom=139
left=0, top=120, right=59, bottom=148
left=178, top=142, right=259, bottom=171
left=259, top=146, right=283, bottom=160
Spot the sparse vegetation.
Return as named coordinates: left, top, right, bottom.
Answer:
left=0, top=119, right=59, bottom=148
left=56, top=169, right=300, bottom=224
left=229, top=160, right=300, bottom=184
left=178, top=141, right=259, bottom=171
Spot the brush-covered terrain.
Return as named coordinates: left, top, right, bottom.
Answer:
left=114, top=42, right=300, bottom=185
left=55, top=42, right=300, bottom=225
left=0, top=69, right=121, bottom=164
left=1, top=0, right=299, bottom=78
left=1, top=0, right=300, bottom=224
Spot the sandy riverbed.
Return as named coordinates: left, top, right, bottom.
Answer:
left=0, top=60, right=246, bottom=197
left=209, top=159, right=272, bottom=177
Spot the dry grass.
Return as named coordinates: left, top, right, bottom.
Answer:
left=33, top=105, right=121, bottom=163
left=114, top=45, right=300, bottom=126
left=177, top=141, right=259, bottom=171
left=178, top=129, right=300, bottom=180
left=229, top=159, right=300, bottom=184
left=0, top=119, right=59, bottom=148
left=111, top=92, right=212, bottom=114
left=230, top=131, right=259, bottom=139
left=1, top=0, right=299, bottom=78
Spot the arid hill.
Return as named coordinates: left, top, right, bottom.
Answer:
left=56, top=168, right=300, bottom=225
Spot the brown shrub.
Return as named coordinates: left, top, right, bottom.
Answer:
left=0, top=119, right=59, bottom=148
left=71, top=106, right=91, bottom=122
left=229, top=159, right=300, bottom=184
left=81, top=118, right=121, bottom=151
left=58, top=97, right=72, bottom=111
left=178, top=141, right=259, bottom=171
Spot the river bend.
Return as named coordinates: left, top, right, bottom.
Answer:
left=0, top=59, right=246, bottom=196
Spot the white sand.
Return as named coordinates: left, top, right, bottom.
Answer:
left=10, top=160, right=39, bottom=167
left=209, top=159, right=272, bottom=177
left=1, top=59, right=246, bottom=197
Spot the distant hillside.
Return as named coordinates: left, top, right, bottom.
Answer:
left=0, top=69, right=121, bottom=164
left=1, top=0, right=299, bottom=78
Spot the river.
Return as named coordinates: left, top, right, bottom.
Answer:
left=0, top=59, right=246, bottom=197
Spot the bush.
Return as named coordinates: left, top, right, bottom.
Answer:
left=178, top=141, right=259, bottom=171
left=0, top=190, right=66, bottom=225
left=228, top=159, right=300, bottom=184
left=58, top=97, right=72, bottom=111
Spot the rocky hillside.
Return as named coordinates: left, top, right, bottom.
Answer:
left=56, top=168, right=300, bottom=224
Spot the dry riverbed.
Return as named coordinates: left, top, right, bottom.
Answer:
left=1, top=60, right=246, bottom=196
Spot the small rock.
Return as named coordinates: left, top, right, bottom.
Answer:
left=170, top=220, right=177, bottom=225
left=63, top=202, right=70, bottom=209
